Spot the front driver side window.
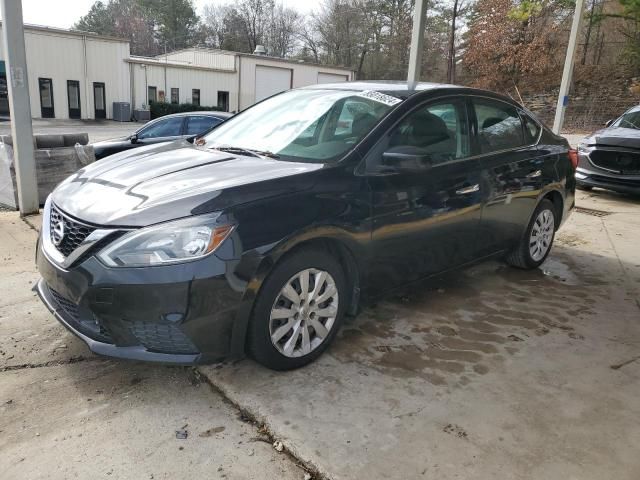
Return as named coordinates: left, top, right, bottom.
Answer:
left=388, top=100, right=470, bottom=165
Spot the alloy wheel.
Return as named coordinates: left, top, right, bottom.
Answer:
left=529, top=208, right=555, bottom=262
left=269, top=268, right=339, bottom=358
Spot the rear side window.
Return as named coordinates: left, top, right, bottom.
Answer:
left=473, top=100, right=525, bottom=154
left=522, top=113, right=541, bottom=143
left=185, top=116, right=221, bottom=135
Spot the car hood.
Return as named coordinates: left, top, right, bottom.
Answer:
left=52, top=140, right=323, bottom=227
left=91, top=136, right=131, bottom=147
left=584, top=127, right=640, bottom=149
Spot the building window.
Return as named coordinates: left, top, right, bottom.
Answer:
left=192, top=89, right=200, bottom=106
left=148, top=86, right=157, bottom=104
left=171, top=88, right=179, bottom=104
left=217, top=91, right=229, bottom=112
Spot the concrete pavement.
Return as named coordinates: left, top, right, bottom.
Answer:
left=2, top=188, right=639, bottom=479
left=0, top=212, right=305, bottom=480
left=199, top=189, right=640, bottom=479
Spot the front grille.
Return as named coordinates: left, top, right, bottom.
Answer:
left=589, top=150, right=640, bottom=175
left=128, top=321, right=198, bottom=354
left=49, top=287, right=80, bottom=320
left=49, top=286, right=112, bottom=342
left=50, top=204, right=96, bottom=257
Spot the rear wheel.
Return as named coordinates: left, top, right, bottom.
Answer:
left=506, top=199, right=556, bottom=269
left=247, top=248, right=347, bottom=370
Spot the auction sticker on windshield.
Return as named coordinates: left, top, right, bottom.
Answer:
left=356, top=90, right=402, bottom=106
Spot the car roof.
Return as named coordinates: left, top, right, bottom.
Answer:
left=299, top=80, right=521, bottom=105
left=162, top=111, right=233, bottom=119
left=301, top=80, right=461, bottom=94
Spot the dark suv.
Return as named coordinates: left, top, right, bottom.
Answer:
left=36, top=82, right=576, bottom=370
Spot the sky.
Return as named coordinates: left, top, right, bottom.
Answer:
left=13, top=0, right=316, bottom=29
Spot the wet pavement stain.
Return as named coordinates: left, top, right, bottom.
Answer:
left=329, top=248, right=608, bottom=386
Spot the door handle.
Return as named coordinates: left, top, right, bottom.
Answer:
left=526, top=169, right=542, bottom=178
left=455, top=184, right=480, bottom=195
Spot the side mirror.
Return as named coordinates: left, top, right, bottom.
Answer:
left=130, top=134, right=138, bottom=144
left=604, top=119, right=614, bottom=128
left=382, top=150, right=432, bottom=171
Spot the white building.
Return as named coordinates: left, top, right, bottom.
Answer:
left=0, top=24, right=354, bottom=121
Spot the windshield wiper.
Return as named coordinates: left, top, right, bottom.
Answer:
left=210, top=145, right=279, bottom=159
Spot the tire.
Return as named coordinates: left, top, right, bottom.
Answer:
left=506, top=199, right=557, bottom=270
left=247, top=248, right=347, bottom=370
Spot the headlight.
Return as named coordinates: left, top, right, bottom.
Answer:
left=97, top=216, right=234, bottom=267
left=577, top=142, right=590, bottom=154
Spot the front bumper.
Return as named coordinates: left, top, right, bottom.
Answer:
left=576, top=167, right=640, bottom=195
left=36, top=234, right=248, bottom=364
left=576, top=148, right=640, bottom=195
left=36, top=278, right=200, bottom=363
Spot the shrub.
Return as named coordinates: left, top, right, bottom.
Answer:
left=149, top=102, right=223, bottom=119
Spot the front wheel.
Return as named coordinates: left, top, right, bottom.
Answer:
left=247, top=249, right=347, bottom=370
left=506, top=199, right=556, bottom=269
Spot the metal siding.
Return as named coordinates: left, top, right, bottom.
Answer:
left=132, top=63, right=237, bottom=111
left=254, top=65, right=292, bottom=103
left=317, top=72, right=349, bottom=83
left=85, top=39, right=130, bottom=119
left=0, top=27, right=130, bottom=119
left=158, top=50, right=235, bottom=71
left=239, top=56, right=353, bottom=110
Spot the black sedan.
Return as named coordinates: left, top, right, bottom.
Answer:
left=36, top=82, right=575, bottom=370
left=576, top=105, right=640, bottom=194
left=92, top=111, right=233, bottom=159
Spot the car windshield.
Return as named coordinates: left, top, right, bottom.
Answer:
left=613, top=110, right=640, bottom=130
left=202, top=88, right=400, bottom=163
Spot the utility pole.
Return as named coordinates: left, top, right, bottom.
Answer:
left=1, top=0, right=38, bottom=215
left=553, top=0, right=586, bottom=134
left=407, top=0, right=428, bottom=83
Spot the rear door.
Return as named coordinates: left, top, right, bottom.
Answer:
left=367, top=98, right=484, bottom=291
left=471, top=98, right=546, bottom=251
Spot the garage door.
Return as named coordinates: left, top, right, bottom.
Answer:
left=255, top=65, right=292, bottom=103
left=317, top=72, right=349, bottom=84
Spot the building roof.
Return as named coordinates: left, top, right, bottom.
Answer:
left=156, top=46, right=355, bottom=73
left=127, top=55, right=236, bottom=73
left=0, top=22, right=131, bottom=44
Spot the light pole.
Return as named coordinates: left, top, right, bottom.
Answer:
left=553, top=0, right=586, bottom=134
left=407, top=0, right=428, bottom=83
left=1, top=0, right=38, bottom=215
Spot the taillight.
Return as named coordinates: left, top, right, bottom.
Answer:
left=568, top=149, right=578, bottom=169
